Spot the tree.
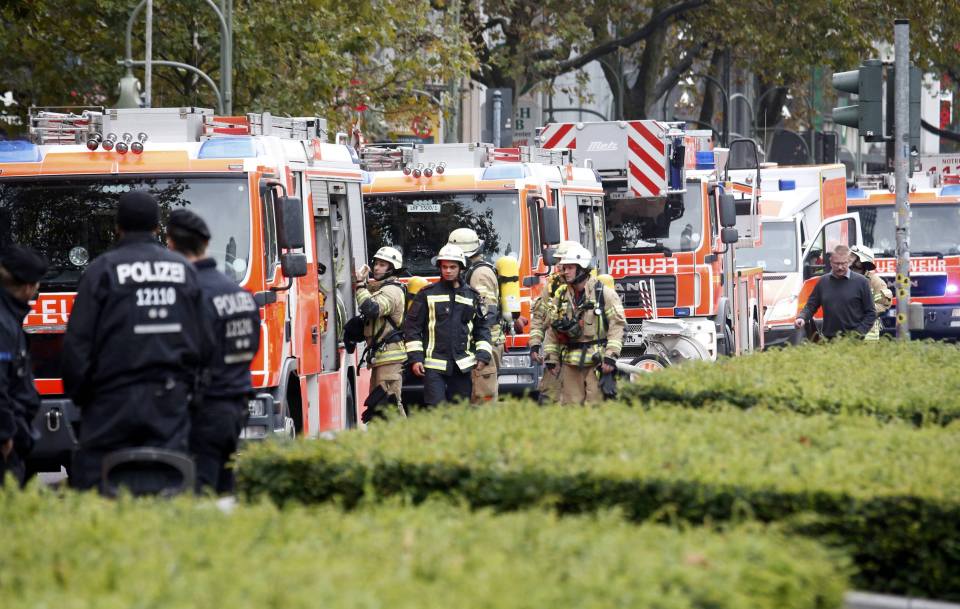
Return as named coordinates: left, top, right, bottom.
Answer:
left=0, top=0, right=475, bottom=134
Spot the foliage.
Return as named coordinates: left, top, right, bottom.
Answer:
left=237, top=405, right=960, bottom=597
left=0, top=485, right=849, bottom=609
left=0, top=0, right=474, bottom=133
left=622, top=339, right=960, bottom=426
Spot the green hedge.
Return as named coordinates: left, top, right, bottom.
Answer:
left=237, top=404, right=960, bottom=599
left=621, top=339, right=960, bottom=425
left=0, top=486, right=848, bottom=609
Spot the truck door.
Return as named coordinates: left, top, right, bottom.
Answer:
left=796, top=212, right=863, bottom=319
left=311, top=179, right=339, bottom=373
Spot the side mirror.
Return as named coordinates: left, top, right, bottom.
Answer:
left=540, top=205, right=561, bottom=246
left=721, top=227, right=739, bottom=244
left=719, top=193, right=737, bottom=228
left=280, top=252, right=308, bottom=278
left=253, top=291, right=278, bottom=307
left=543, top=246, right=557, bottom=266
left=276, top=196, right=305, bottom=250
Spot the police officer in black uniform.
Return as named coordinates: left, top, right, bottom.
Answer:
left=0, top=246, right=48, bottom=485
left=166, top=209, right=260, bottom=494
left=63, top=191, right=211, bottom=492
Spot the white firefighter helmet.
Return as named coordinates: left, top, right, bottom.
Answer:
left=435, top=243, right=466, bottom=267
left=372, top=246, right=403, bottom=270
left=447, top=228, right=483, bottom=257
left=553, top=240, right=581, bottom=259
left=558, top=244, right=593, bottom=269
left=849, top=244, right=876, bottom=266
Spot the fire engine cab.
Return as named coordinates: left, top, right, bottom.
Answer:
left=1, top=107, right=369, bottom=472
left=539, top=120, right=765, bottom=368
left=359, top=142, right=605, bottom=396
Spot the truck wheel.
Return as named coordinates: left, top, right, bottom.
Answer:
left=630, top=354, right=670, bottom=372
left=752, top=318, right=762, bottom=352
left=717, top=322, right=734, bottom=357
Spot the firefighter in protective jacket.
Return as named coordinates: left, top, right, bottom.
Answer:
left=850, top=245, right=893, bottom=341
left=354, top=246, right=407, bottom=421
left=447, top=228, right=502, bottom=403
left=542, top=244, right=625, bottom=405
left=529, top=240, right=580, bottom=403
left=403, top=244, right=493, bottom=406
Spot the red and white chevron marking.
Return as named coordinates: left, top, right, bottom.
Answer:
left=626, top=120, right=667, bottom=198
left=539, top=123, right=577, bottom=150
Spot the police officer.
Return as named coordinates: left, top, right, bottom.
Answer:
left=403, top=244, right=493, bottom=406
left=353, top=246, right=407, bottom=422
left=542, top=244, right=625, bottom=405
left=850, top=245, right=893, bottom=341
left=63, top=191, right=211, bottom=492
left=167, top=209, right=260, bottom=493
left=447, top=228, right=503, bottom=403
left=0, top=246, right=47, bottom=485
left=529, top=240, right=579, bottom=404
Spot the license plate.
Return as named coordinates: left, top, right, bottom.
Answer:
left=406, top=201, right=440, bottom=213
left=624, top=331, right=644, bottom=346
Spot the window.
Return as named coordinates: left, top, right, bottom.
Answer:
left=262, top=189, right=279, bottom=281
left=527, top=195, right=542, bottom=264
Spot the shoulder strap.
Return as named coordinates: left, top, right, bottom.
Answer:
left=465, top=260, right=495, bottom=284
left=595, top=282, right=607, bottom=334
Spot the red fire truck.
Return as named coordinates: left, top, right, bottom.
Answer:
left=2, top=107, right=369, bottom=472
left=539, top=120, right=765, bottom=368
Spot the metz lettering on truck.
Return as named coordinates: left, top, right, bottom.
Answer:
left=874, top=257, right=947, bottom=274
left=609, top=256, right=679, bottom=276
left=212, top=292, right=257, bottom=318
left=116, top=261, right=187, bottom=285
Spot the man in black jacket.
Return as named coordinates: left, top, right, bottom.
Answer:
left=63, top=191, right=211, bottom=491
left=167, top=208, right=260, bottom=494
left=403, top=244, right=492, bottom=406
left=795, top=244, right=877, bottom=338
left=0, top=246, right=48, bottom=485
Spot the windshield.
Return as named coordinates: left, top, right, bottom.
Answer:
left=858, top=204, right=960, bottom=258
left=736, top=221, right=798, bottom=272
left=605, top=187, right=703, bottom=255
left=364, top=191, right=521, bottom=275
left=0, top=176, right=251, bottom=290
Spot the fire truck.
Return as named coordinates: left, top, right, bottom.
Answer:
left=359, top=143, right=605, bottom=395
left=1, top=107, right=370, bottom=472
left=539, top=120, right=764, bottom=368
left=845, top=161, right=960, bottom=339
left=731, top=163, right=854, bottom=346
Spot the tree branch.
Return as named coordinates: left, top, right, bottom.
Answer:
left=651, top=43, right=706, bottom=103
left=537, top=0, right=709, bottom=80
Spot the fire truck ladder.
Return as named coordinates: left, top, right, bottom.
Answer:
left=248, top=112, right=328, bottom=140
left=29, top=107, right=105, bottom=145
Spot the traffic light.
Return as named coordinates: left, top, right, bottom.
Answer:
left=832, top=59, right=884, bottom=141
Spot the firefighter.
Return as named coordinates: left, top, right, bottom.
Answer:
left=529, top=240, right=580, bottom=404
left=542, top=244, right=625, bottom=405
left=0, top=246, right=48, bottom=485
left=63, top=191, right=211, bottom=492
left=353, top=246, right=407, bottom=422
left=850, top=245, right=893, bottom=341
left=447, top=228, right=503, bottom=403
left=166, top=209, right=260, bottom=494
left=403, top=244, right=493, bottom=406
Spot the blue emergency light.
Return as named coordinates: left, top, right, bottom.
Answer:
left=0, top=140, right=41, bottom=163
left=941, top=185, right=960, bottom=197
left=673, top=307, right=691, bottom=317
left=778, top=179, right=796, bottom=191
left=847, top=187, right=867, bottom=200
left=695, top=151, right=715, bottom=170
left=197, top=137, right=258, bottom=159
left=482, top=165, right=527, bottom=180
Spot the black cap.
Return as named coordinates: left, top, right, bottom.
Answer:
left=168, top=208, right=211, bottom=241
left=0, top=245, right=49, bottom=284
left=117, top=190, right=160, bottom=232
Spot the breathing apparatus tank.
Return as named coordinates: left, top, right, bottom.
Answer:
left=495, top=254, right=521, bottom=316
left=406, top=276, right=430, bottom=311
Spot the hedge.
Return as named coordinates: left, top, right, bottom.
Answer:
left=621, top=339, right=960, bottom=426
left=236, top=404, right=960, bottom=599
left=0, top=486, right=848, bottom=609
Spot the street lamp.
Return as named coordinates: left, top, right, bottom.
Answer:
left=121, top=0, right=232, bottom=113
left=116, top=69, right=142, bottom=109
